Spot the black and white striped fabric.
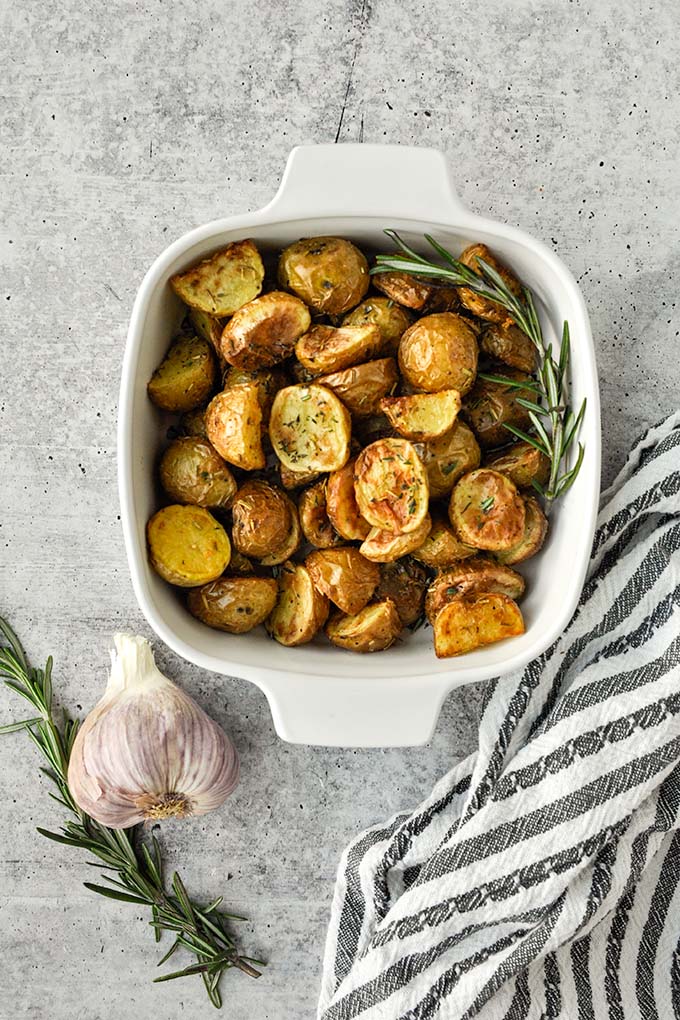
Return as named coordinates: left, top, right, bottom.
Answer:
left=319, top=412, right=680, bottom=1020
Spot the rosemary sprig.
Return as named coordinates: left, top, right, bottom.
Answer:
left=0, top=617, right=263, bottom=1009
left=372, top=230, right=587, bottom=510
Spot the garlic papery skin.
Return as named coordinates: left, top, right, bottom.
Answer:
left=67, top=634, right=239, bottom=829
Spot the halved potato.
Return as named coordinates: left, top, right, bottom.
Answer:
left=457, top=244, right=522, bottom=326
left=187, top=576, right=278, bottom=633
left=360, top=513, right=432, bottom=563
left=260, top=504, right=302, bottom=566
left=461, top=372, right=535, bottom=450
left=306, top=547, right=380, bottom=615
left=223, top=365, right=288, bottom=424
left=342, top=296, right=414, bottom=352
left=372, top=267, right=454, bottom=312
left=449, top=469, right=526, bottom=551
left=434, top=592, right=525, bottom=657
left=269, top=384, right=351, bottom=473
left=480, top=323, right=537, bottom=374
left=398, top=313, right=478, bottom=395
left=159, top=437, right=237, bottom=509
left=496, top=496, right=548, bottom=565
left=148, top=335, right=217, bottom=412
left=326, top=459, right=371, bottom=541
left=278, top=236, right=369, bottom=315
left=190, top=308, right=224, bottom=354
left=147, top=505, right=231, bottom=587
left=412, top=515, right=477, bottom=568
left=354, top=438, right=429, bottom=534
left=317, top=358, right=398, bottom=417
left=231, top=480, right=294, bottom=561
left=425, top=558, right=526, bottom=624
left=298, top=481, right=341, bottom=549
left=379, top=390, right=461, bottom=441
left=267, top=562, right=330, bottom=646
left=374, top=558, right=428, bottom=626
left=279, top=462, right=321, bottom=490
left=170, top=239, right=264, bottom=316
left=326, top=600, right=402, bottom=653
left=420, top=420, right=481, bottom=498
left=220, top=291, right=311, bottom=370
left=179, top=406, right=209, bottom=439
left=205, top=384, right=264, bottom=470
left=485, top=441, right=550, bottom=491
left=295, top=323, right=385, bottom=375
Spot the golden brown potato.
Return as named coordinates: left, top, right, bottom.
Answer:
left=354, top=438, right=429, bottom=534
left=187, top=576, right=278, bottom=633
left=306, top=547, right=380, bottom=615
left=260, top=504, right=302, bottom=566
left=326, top=459, right=371, bottom=541
left=189, top=308, right=224, bottom=354
left=419, top=420, right=482, bottom=498
left=326, top=600, right=402, bottom=653
left=424, top=286, right=461, bottom=313
left=372, top=268, right=458, bottom=313
left=449, top=469, right=526, bottom=551
left=398, top=313, right=478, bottom=395
left=147, top=335, right=218, bottom=413
left=279, top=463, right=321, bottom=490
left=317, top=358, right=398, bottom=417
left=269, top=384, right=351, bottom=473
left=220, top=291, right=311, bottom=370
left=205, top=384, right=264, bottom=470
left=267, top=562, right=330, bottom=646
left=295, top=323, right=385, bottom=375
left=223, top=365, right=288, bottom=424
left=159, top=437, right=237, bottom=509
left=278, top=236, right=369, bottom=315
left=374, top=558, right=428, bottom=626
left=342, top=296, right=413, bottom=353
left=425, top=558, right=526, bottom=624
left=298, top=481, right=342, bottom=549
left=485, top=441, right=550, bottom=490
left=179, top=406, right=209, bottom=439
left=457, top=244, right=522, bottom=325
left=231, top=481, right=294, bottom=561
left=480, top=323, right=537, bottom=374
left=379, top=390, right=461, bottom=441
left=496, top=496, right=548, bottom=565
left=170, top=239, right=264, bottom=316
left=360, top=513, right=432, bottom=563
left=434, top=592, right=525, bottom=658
left=461, top=372, right=535, bottom=449
left=412, top=516, right=477, bottom=569
left=147, top=505, right=231, bottom=587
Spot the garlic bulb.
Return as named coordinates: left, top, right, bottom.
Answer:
left=67, top=634, right=239, bottom=828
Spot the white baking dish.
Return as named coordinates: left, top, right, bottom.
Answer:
left=118, top=144, right=600, bottom=748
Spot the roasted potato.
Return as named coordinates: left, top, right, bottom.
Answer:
left=373, top=268, right=458, bottom=313
left=148, top=335, right=218, bottom=412
left=220, top=291, right=311, bottom=370
left=496, top=495, right=548, bottom=565
left=205, top=384, right=264, bottom=470
left=353, top=413, right=397, bottom=448
left=354, top=438, right=429, bottom=534
left=306, top=547, right=380, bottom=615
left=279, top=463, right=321, bottom=490
left=379, top=389, right=461, bottom=441
left=278, top=236, right=369, bottom=315
left=187, top=576, right=278, bottom=633
left=295, top=323, right=385, bottom=375
left=485, top=441, right=550, bottom=490
left=342, top=296, right=413, bottom=352
left=159, top=437, right=237, bottom=509
left=228, top=551, right=255, bottom=575
left=231, top=481, right=295, bottom=561
left=412, top=515, right=476, bottom=568
left=147, top=505, right=231, bottom=587
left=461, top=372, right=535, bottom=449
left=480, top=323, right=537, bottom=374
left=360, top=513, right=432, bottom=563
left=269, top=384, right=351, bottom=473
left=374, top=558, right=428, bottom=626
left=326, top=600, right=402, bottom=653
left=326, top=459, right=371, bottom=541
left=425, top=558, right=526, bottom=624
left=299, top=480, right=342, bottom=549
left=398, top=313, right=478, bottom=395
left=223, top=365, right=288, bottom=424
left=317, top=358, right=398, bottom=417
left=449, top=469, right=526, bottom=551
left=457, top=244, right=522, bottom=325
left=170, top=239, right=264, bottom=316
left=419, top=420, right=481, bottom=498
left=433, top=592, right=525, bottom=658
left=260, top=504, right=302, bottom=566
left=267, top=561, right=330, bottom=646
left=190, top=308, right=224, bottom=354
left=179, top=406, right=209, bottom=439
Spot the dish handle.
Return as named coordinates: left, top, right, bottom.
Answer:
left=263, top=144, right=467, bottom=223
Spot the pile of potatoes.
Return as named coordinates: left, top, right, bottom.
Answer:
left=146, top=236, right=549, bottom=657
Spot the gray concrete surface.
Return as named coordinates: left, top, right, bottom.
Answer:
left=1, top=1, right=679, bottom=1016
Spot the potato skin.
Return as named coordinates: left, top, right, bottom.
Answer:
left=342, top=297, right=413, bottom=352
left=260, top=505, right=302, bottom=566
left=485, top=441, right=550, bottom=490
left=496, top=496, right=548, bottom=565
left=457, top=244, right=522, bottom=325
left=170, top=239, right=264, bottom=316
left=354, top=438, right=429, bottom=534
left=189, top=308, right=224, bottom=354
left=374, top=558, right=428, bottom=626
left=434, top=592, right=525, bottom=657
left=299, top=480, right=342, bottom=549
left=326, top=600, right=402, bottom=653
left=159, top=437, right=237, bottom=509
left=326, top=459, right=371, bottom=541
left=279, top=463, right=321, bottom=491
left=372, top=270, right=458, bottom=313
left=220, top=291, right=311, bottom=370
left=148, top=335, right=217, bottom=412
left=278, top=236, right=369, bottom=315
left=269, top=384, right=351, bottom=473
left=306, top=547, right=380, bottom=615
left=147, top=505, right=231, bottom=587
left=398, top=313, right=478, bottom=395
left=231, top=480, right=294, bottom=561
left=380, top=390, right=461, bottom=441
left=481, top=323, right=537, bottom=374
left=317, top=358, right=398, bottom=417
left=187, top=576, right=278, bottom=633
left=205, top=384, right=264, bottom=470
left=267, top=562, right=330, bottom=646
left=449, top=469, right=526, bottom=551
left=223, top=366, right=288, bottom=424
left=420, top=420, right=481, bottom=498
left=461, top=372, right=535, bottom=449
left=360, top=513, right=432, bottom=563
left=296, top=324, right=385, bottom=375
left=412, top=516, right=476, bottom=569
left=425, top=558, right=526, bottom=624
left=179, top=406, right=209, bottom=439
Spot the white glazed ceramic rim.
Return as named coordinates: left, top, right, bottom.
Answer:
left=118, top=145, right=601, bottom=746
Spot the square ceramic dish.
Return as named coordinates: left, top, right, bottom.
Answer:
left=118, top=144, right=601, bottom=747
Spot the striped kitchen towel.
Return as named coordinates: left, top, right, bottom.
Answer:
left=319, top=411, right=680, bottom=1020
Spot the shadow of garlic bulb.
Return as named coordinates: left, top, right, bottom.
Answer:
left=67, top=634, right=239, bottom=828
